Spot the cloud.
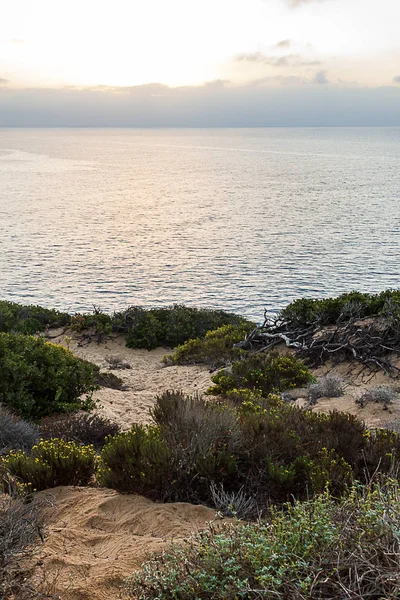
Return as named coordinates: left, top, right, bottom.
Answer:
left=0, top=78, right=9, bottom=86
left=11, top=38, right=24, bottom=45
left=0, top=81, right=399, bottom=127
left=393, top=76, right=400, bottom=84
left=236, top=52, right=321, bottom=67
left=312, top=70, right=329, bottom=84
left=274, top=39, right=292, bottom=49
left=288, top=0, right=329, bottom=7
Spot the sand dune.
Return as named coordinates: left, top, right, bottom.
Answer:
left=35, top=486, right=221, bottom=600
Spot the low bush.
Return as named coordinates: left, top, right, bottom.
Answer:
left=208, top=352, right=313, bottom=397
left=98, top=425, right=174, bottom=499
left=122, top=305, right=251, bottom=350
left=1, top=439, right=96, bottom=492
left=279, top=289, right=400, bottom=328
left=94, top=371, right=125, bottom=390
left=127, top=479, right=400, bottom=600
left=0, top=300, right=70, bottom=335
left=70, top=308, right=112, bottom=342
left=40, top=413, right=120, bottom=449
left=105, top=355, right=131, bottom=369
left=308, top=374, right=344, bottom=404
left=0, top=407, right=39, bottom=455
left=0, top=494, right=46, bottom=598
left=0, top=333, right=98, bottom=420
left=163, top=323, right=254, bottom=367
left=99, top=391, right=398, bottom=506
left=356, top=385, right=399, bottom=408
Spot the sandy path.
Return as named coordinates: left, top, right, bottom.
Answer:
left=49, top=330, right=212, bottom=429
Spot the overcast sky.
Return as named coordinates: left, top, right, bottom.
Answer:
left=1, top=0, right=400, bottom=126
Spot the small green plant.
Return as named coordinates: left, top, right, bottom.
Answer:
left=0, top=333, right=98, bottom=420
left=163, top=322, right=254, bottom=367
left=308, top=374, right=344, bottom=404
left=95, top=371, right=125, bottom=390
left=70, top=308, right=113, bottom=342
left=356, top=385, right=398, bottom=408
left=208, top=352, right=313, bottom=397
left=1, top=439, right=96, bottom=492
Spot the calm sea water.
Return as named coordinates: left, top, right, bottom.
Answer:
left=0, top=127, right=399, bottom=322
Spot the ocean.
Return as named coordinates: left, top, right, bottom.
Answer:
left=0, top=127, right=399, bottom=322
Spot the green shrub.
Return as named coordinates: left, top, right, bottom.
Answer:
left=98, top=425, right=174, bottom=499
left=208, top=352, right=313, bottom=397
left=127, top=479, right=400, bottom=600
left=280, top=289, right=400, bottom=328
left=123, top=305, right=251, bottom=350
left=0, top=407, right=39, bottom=455
left=0, top=333, right=98, bottom=420
left=40, top=413, right=120, bottom=449
left=99, top=391, right=373, bottom=506
left=151, top=391, right=241, bottom=502
left=70, top=309, right=112, bottom=341
left=1, top=439, right=96, bottom=492
left=0, top=300, right=70, bottom=335
left=164, top=323, right=254, bottom=367
left=96, top=387, right=400, bottom=507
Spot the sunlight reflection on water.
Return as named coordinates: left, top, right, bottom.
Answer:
left=0, top=127, right=399, bottom=321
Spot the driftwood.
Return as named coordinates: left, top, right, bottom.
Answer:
left=235, top=306, right=400, bottom=376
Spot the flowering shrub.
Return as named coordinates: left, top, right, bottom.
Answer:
left=1, top=439, right=96, bottom=492
left=163, top=323, right=254, bottom=367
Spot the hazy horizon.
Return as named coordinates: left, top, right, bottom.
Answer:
left=1, top=0, right=400, bottom=127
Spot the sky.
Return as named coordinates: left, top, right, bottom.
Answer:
left=1, top=0, right=400, bottom=126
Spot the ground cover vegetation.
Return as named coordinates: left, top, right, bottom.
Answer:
left=0, top=300, right=70, bottom=335
left=128, top=478, right=400, bottom=600
left=0, top=299, right=252, bottom=350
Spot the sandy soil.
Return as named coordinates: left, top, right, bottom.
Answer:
left=34, top=487, right=222, bottom=600
left=48, top=329, right=212, bottom=429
